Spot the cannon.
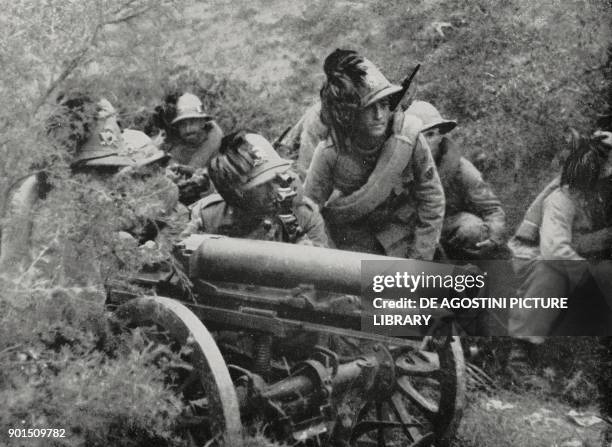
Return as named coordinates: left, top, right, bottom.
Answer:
left=108, top=234, right=468, bottom=447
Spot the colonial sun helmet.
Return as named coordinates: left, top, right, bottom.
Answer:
left=209, top=132, right=291, bottom=197
left=71, top=98, right=134, bottom=168
left=357, top=58, right=402, bottom=109
left=320, top=49, right=404, bottom=152
left=121, top=129, right=169, bottom=167
left=406, top=101, right=457, bottom=135
left=171, top=93, right=211, bottom=125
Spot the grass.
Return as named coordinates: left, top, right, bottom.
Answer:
left=455, top=390, right=603, bottom=447
left=167, top=0, right=611, bottom=228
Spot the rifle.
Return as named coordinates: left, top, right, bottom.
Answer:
left=390, top=63, right=421, bottom=112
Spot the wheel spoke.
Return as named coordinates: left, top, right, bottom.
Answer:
left=389, top=392, right=418, bottom=442
left=397, top=376, right=438, bottom=420
left=350, top=337, right=465, bottom=447
left=395, top=351, right=440, bottom=377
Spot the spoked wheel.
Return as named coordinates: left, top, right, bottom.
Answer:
left=350, top=336, right=465, bottom=447
left=114, top=296, right=243, bottom=446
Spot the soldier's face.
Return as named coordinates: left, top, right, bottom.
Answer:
left=177, top=118, right=211, bottom=145
left=241, top=170, right=297, bottom=214
left=242, top=181, right=277, bottom=214
left=357, top=98, right=391, bottom=138
left=423, top=127, right=444, bottom=155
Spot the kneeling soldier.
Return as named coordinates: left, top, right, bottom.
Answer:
left=304, top=49, right=444, bottom=259
left=181, top=131, right=328, bottom=247
left=407, top=100, right=507, bottom=260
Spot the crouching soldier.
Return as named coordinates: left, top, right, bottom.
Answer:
left=407, top=101, right=507, bottom=260
left=181, top=131, right=330, bottom=358
left=0, top=96, right=157, bottom=282
left=508, top=131, right=612, bottom=344
left=181, top=131, right=328, bottom=247
left=279, top=101, right=328, bottom=180
left=165, top=92, right=223, bottom=167
left=160, top=92, right=224, bottom=205
left=304, top=49, right=444, bottom=259
left=116, top=129, right=187, bottom=244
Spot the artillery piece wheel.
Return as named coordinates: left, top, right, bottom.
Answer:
left=350, top=336, right=465, bottom=447
left=114, top=296, right=243, bottom=446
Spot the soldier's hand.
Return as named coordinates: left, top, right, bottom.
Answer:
left=462, top=238, right=498, bottom=258
left=475, top=238, right=497, bottom=251
left=166, top=163, right=195, bottom=180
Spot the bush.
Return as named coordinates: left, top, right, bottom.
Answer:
left=0, top=281, right=185, bottom=446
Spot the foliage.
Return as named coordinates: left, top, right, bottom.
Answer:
left=0, top=0, right=184, bottom=221
left=0, top=1, right=195, bottom=446
left=0, top=279, right=187, bottom=446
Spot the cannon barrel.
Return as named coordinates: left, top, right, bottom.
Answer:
left=186, top=235, right=466, bottom=296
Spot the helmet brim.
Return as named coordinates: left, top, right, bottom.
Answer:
left=171, top=113, right=212, bottom=125
left=134, top=152, right=170, bottom=168
left=72, top=154, right=135, bottom=168
left=362, top=84, right=403, bottom=108
left=242, top=161, right=291, bottom=190
left=423, top=119, right=457, bottom=135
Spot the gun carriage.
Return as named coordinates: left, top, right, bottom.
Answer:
left=108, top=235, right=468, bottom=447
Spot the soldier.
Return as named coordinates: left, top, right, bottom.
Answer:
left=0, top=97, right=182, bottom=280
left=70, top=100, right=182, bottom=241
left=280, top=101, right=328, bottom=180
left=406, top=101, right=507, bottom=260
left=303, top=49, right=444, bottom=259
left=181, top=131, right=328, bottom=247
left=161, top=92, right=224, bottom=205
left=165, top=92, right=223, bottom=167
left=116, top=129, right=186, bottom=245
left=0, top=97, right=136, bottom=275
left=508, top=131, right=612, bottom=344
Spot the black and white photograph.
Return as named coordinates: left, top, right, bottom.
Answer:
left=1, top=0, right=612, bottom=446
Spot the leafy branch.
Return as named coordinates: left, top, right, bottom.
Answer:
left=34, top=0, right=163, bottom=115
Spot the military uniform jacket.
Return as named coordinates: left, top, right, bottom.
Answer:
left=181, top=193, right=329, bottom=247
left=304, top=112, right=444, bottom=260
left=509, top=185, right=593, bottom=261
left=436, top=138, right=506, bottom=244
left=280, top=101, right=329, bottom=180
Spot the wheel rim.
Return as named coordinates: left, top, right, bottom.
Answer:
left=115, top=296, right=243, bottom=446
left=350, top=336, right=465, bottom=447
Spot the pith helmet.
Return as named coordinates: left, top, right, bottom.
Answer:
left=72, top=99, right=134, bottom=168
left=171, top=93, right=211, bottom=125
left=406, top=100, right=457, bottom=134
left=209, top=132, right=291, bottom=192
left=358, top=58, right=402, bottom=108
left=121, top=129, right=169, bottom=167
